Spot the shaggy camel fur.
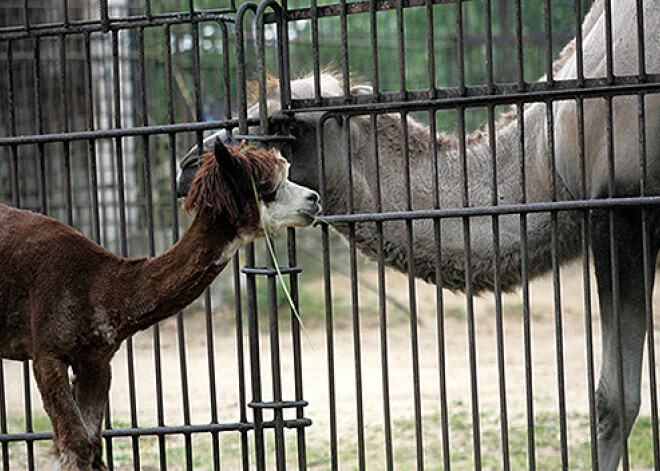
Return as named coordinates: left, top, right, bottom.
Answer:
left=0, top=141, right=320, bottom=470
left=179, top=1, right=660, bottom=468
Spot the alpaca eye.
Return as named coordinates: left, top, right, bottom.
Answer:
left=258, top=183, right=278, bottom=203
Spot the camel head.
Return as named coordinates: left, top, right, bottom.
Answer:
left=177, top=73, right=366, bottom=199
left=183, top=139, right=321, bottom=233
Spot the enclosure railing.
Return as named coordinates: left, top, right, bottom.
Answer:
left=2, top=0, right=660, bottom=470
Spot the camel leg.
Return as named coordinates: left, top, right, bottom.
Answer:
left=32, top=354, right=94, bottom=471
left=72, top=362, right=111, bottom=471
left=591, top=208, right=659, bottom=471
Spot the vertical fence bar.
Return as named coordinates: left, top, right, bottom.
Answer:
left=425, top=0, right=435, bottom=97
left=256, top=4, right=293, bottom=469
left=266, top=241, right=287, bottom=471
left=233, top=257, right=250, bottom=471
left=576, top=92, right=599, bottom=470
left=545, top=98, right=569, bottom=469
left=7, top=40, right=19, bottom=210
left=339, top=0, right=349, bottom=98
left=369, top=0, right=379, bottom=96
left=605, top=91, right=631, bottom=470
left=429, top=108, right=451, bottom=471
left=31, top=34, right=45, bottom=216
left=425, top=4, right=449, bottom=467
left=396, top=3, right=422, bottom=468
left=401, top=110, right=424, bottom=471
left=573, top=1, right=599, bottom=461
left=0, top=361, right=7, bottom=471
left=311, top=0, right=321, bottom=103
left=135, top=25, right=156, bottom=471
left=639, top=92, right=659, bottom=471
left=635, top=4, right=659, bottom=466
left=100, top=0, right=110, bottom=33
left=161, top=21, right=177, bottom=471
left=106, top=27, right=127, bottom=470
left=570, top=1, right=601, bottom=462
left=244, top=7, right=271, bottom=460
left=370, top=112, right=394, bottom=471
left=246, top=244, right=266, bottom=471
left=460, top=108, right=481, bottom=471
left=179, top=3, right=204, bottom=468
left=317, top=116, right=339, bottom=471
left=142, top=19, right=166, bottom=468
left=1, top=42, right=18, bottom=471
left=23, top=24, right=41, bottom=471
left=484, top=0, right=493, bottom=92
left=574, top=0, right=585, bottom=87
left=287, top=229, right=307, bottom=471
left=515, top=98, right=536, bottom=471
left=279, top=0, right=306, bottom=464
left=603, top=0, right=614, bottom=84
left=456, top=1, right=480, bottom=468
left=321, top=218, right=338, bottom=471
left=342, top=114, right=366, bottom=471
left=138, top=23, right=159, bottom=471
left=235, top=6, right=260, bottom=469
left=396, top=0, right=406, bottom=97
left=58, top=33, right=73, bottom=225
left=487, top=102, right=510, bottom=471
left=84, top=32, right=100, bottom=244
left=484, top=0, right=508, bottom=467
left=203, top=18, right=233, bottom=471
left=514, top=0, right=524, bottom=90
left=543, top=0, right=553, bottom=86
left=162, top=17, right=178, bottom=470
left=279, top=0, right=291, bottom=108
left=456, top=0, right=465, bottom=94
left=276, top=2, right=308, bottom=457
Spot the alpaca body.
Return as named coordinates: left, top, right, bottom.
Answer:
left=1, top=143, right=320, bottom=471
left=0, top=203, right=236, bottom=363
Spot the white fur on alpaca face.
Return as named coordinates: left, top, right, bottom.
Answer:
left=259, top=159, right=321, bottom=232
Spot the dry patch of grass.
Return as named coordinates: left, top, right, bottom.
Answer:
left=3, top=408, right=657, bottom=470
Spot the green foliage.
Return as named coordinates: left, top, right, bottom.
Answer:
left=132, top=0, right=594, bottom=135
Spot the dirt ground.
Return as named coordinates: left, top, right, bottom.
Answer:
left=2, top=263, right=660, bottom=469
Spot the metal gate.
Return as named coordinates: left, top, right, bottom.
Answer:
left=1, top=0, right=660, bottom=470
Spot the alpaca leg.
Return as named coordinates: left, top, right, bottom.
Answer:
left=72, top=363, right=111, bottom=471
left=591, top=209, right=658, bottom=471
left=32, top=355, right=94, bottom=471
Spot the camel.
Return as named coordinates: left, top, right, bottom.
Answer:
left=177, top=1, right=660, bottom=468
left=0, top=141, right=321, bottom=471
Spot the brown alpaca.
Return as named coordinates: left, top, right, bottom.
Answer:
left=0, top=141, right=320, bottom=471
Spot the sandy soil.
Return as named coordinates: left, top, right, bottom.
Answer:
left=2, top=263, right=659, bottom=469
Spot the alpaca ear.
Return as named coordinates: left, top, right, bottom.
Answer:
left=213, top=138, right=247, bottom=210
left=213, top=139, right=242, bottom=176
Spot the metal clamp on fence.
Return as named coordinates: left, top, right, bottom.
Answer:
left=241, top=266, right=303, bottom=276
left=232, top=134, right=297, bottom=143
left=249, top=400, right=309, bottom=410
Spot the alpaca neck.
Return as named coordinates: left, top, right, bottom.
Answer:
left=116, top=213, right=243, bottom=338
left=338, top=105, right=582, bottom=293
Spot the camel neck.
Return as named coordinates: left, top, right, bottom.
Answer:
left=116, top=213, right=240, bottom=338
left=332, top=107, right=581, bottom=294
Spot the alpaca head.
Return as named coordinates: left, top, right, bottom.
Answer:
left=177, top=73, right=364, bottom=197
left=182, top=140, right=321, bottom=234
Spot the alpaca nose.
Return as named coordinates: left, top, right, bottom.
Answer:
left=307, top=192, right=320, bottom=204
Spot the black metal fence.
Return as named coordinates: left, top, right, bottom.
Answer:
left=2, top=0, right=660, bottom=470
